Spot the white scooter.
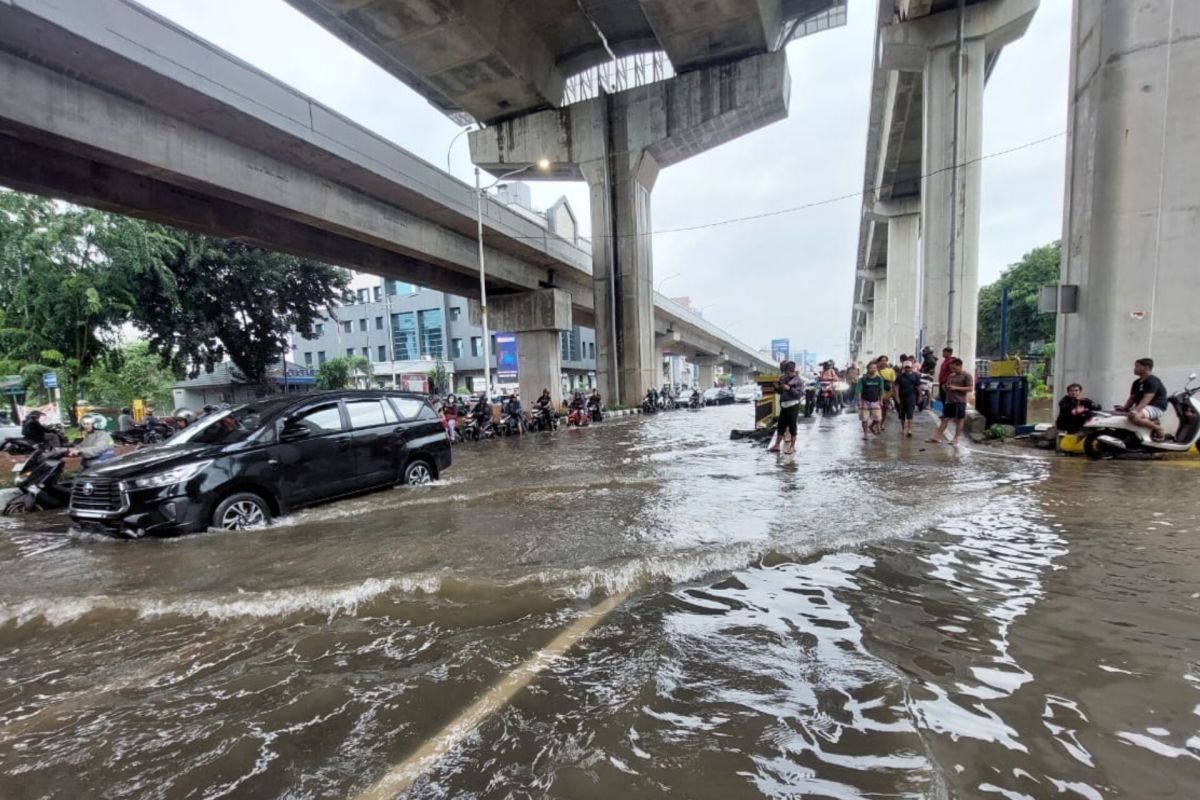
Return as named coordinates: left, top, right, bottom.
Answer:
left=1082, top=373, right=1200, bottom=458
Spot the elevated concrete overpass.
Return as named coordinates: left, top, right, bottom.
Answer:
left=847, top=0, right=1037, bottom=368
left=0, top=0, right=773, bottom=406
left=289, top=0, right=847, bottom=404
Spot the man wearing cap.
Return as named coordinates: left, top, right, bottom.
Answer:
left=893, top=361, right=923, bottom=438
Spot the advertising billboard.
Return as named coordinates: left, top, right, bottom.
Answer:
left=770, top=338, right=790, bottom=364
left=496, top=332, right=518, bottom=379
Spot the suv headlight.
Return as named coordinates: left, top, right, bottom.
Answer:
left=123, top=460, right=212, bottom=490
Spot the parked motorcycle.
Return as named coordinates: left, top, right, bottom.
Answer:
left=3, top=447, right=73, bottom=515
left=2, top=422, right=66, bottom=454
left=1082, top=373, right=1200, bottom=459
left=112, top=419, right=173, bottom=446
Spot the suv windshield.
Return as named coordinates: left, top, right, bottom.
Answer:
left=167, top=403, right=280, bottom=446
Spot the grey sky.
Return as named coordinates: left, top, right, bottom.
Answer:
left=138, top=0, right=1070, bottom=362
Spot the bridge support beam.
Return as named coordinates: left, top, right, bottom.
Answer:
left=693, top=356, right=718, bottom=390
left=1056, top=0, right=1200, bottom=403
left=882, top=0, right=1038, bottom=368
left=471, top=51, right=789, bottom=408
left=472, top=288, right=571, bottom=411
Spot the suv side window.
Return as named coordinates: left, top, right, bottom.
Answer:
left=290, top=403, right=343, bottom=435
left=346, top=400, right=388, bottom=429
left=390, top=396, right=425, bottom=420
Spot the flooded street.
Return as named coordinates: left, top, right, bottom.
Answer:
left=2, top=405, right=1199, bottom=799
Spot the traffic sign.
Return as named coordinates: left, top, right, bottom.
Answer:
left=42, top=372, right=58, bottom=389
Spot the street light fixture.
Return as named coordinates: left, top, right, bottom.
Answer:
left=474, top=159, right=551, bottom=396
left=656, top=272, right=681, bottom=293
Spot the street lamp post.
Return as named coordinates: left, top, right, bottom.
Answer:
left=474, top=160, right=549, bottom=397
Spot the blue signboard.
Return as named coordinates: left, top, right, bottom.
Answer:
left=770, top=338, right=790, bottom=364
left=42, top=372, right=58, bottom=389
left=495, top=332, right=518, bottom=379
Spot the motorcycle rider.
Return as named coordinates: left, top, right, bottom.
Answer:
left=69, top=414, right=116, bottom=468
left=504, top=391, right=526, bottom=435
left=1116, top=357, right=1169, bottom=441
left=442, top=393, right=459, bottom=442
left=568, top=391, right=587, bottom=424
left=117, top=407, right=136, bottom=432
left=470, top=393, right=492, bottom=431
left=588, top=388, right=603, bottom=422
left=21, top=410, right=62, bottom=448
left=533, top=388, right=555, bottom=430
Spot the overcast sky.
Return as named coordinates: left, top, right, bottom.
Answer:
left=138, top=0, right=1070, bottom=361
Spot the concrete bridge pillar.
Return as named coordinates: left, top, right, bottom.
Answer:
left=867, top=199, right=922, bottom=359
left=472, top=51, right=789, bottom=408
left=872, top=276, right=890, bottom=359
left=1056, top=0, right=1200, bottom=403
left=471, top=288, right=571, bottom=411
left=693, top=357, right=718, bottom=390
left=881, top=0, right=1038, bottom=369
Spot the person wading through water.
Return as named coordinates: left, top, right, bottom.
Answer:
left=769, top=360, right=804, bottom=455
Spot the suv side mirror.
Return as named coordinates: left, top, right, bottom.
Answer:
left=280, top=422, right=310, bottom=443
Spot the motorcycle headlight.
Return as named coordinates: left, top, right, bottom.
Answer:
left=123, top=460, right=212, bottom=490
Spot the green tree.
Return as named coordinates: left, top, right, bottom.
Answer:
left=87, top=341, right=179, bottom=410
left=127, top=234, right=350, bottom=384
left=0, top=192, right=169, bottom=419
left=977, top=241, right=1060, bottom=358
left=314, top=355, right=372, bottom=390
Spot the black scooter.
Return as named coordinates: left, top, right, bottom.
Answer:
left=587, top=397, right=603, bottom=423
left=3, top=447, right=73, bottom=515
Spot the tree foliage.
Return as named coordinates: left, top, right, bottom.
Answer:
left=128, top=235, right=349, bottom=384
left=315, top=356, right=373, bottom=390
left=87, top=342, right=179, bottom=410
left=977, top=241, right=1060, bottom=358
left=0, top=188, right=350, bottom=408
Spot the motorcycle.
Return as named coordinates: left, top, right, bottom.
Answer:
left=529, top=405, right=558, bottom=433
left=3, top=447, right=73, bottom=515
left=112, top=419, right=173, bottom=446
left=642, top=391, right=659, bottom=415
left=688, top=390, right=702, bottom=410
left=2, top=422, right=66, bottom=454
left=587, top=397, right=603, bottom=423
left=566, top=406, right=590, bottom=428
left=459, top=413, right=496, bottom=441
left=1082, top=373, right=1200, bottom=459
left=818, top=381, right=842, bottom=416
left=497, top=404, right=527, bottom=436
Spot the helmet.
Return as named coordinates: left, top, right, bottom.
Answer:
left=81, top=413, right=108, bottom=430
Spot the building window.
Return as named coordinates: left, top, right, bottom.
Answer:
left=377, top=345, right=387, bottom=363
left=373, top=286, right=382, bottom=302
left=358, top=288, right=369, bottom=304
left=375, top=316, right=383, bottom=330
left=470, top=336, right=482, bottom=358
left=388, top=280, right=415, bottom=296
left=303, top=352, right=312, bottom=366
left=315, top=323, right=324, bottom=335
left=317, top=351, right=326, bottom=365
left=358, top=318, right=367, bottom=332
left=449, top=306, right=462, bottom=321
left=452, top=338, right=463, bottom=358
left=561, top=331, right=569, bottom=361
left=418, top=308, right=443, bottom=358
left=346, top=348, right=355, bottom=358
left=392, top=311, right=416, bottom=360
left=588, top=342, right=595, bottom=360
left=343, top=320, right=353, bottom=334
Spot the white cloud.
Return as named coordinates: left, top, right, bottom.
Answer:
left=136, top=0, right=1070, bottom=362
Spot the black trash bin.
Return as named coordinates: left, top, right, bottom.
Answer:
left=974, top=375, right=1028, bottom=427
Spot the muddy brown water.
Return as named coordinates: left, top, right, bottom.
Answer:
left=1, top=406, right=1197, bottom=799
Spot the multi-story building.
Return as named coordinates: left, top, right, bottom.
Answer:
left=289, top=185, right=597, bottom=396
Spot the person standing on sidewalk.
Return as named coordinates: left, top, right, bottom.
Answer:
left=927, top=358, right=972, bottom=446
left=876, top=356, right=896, bottom=432
left=936, top=347, right=954, bottom=403
left=893, top=360, right=922, bottom=438
left=769, top=360, right=804, bottom=455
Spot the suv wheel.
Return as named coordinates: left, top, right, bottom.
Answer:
left=403, top=459, right=434, bottom=486
left=212, top=492, right=271, bottom=530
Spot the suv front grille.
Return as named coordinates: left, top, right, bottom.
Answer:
left=70, top=477, right=124, bottom=513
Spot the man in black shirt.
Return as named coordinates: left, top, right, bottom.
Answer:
left=1056, top=383, right=1102, bottom=434
left=1117, top=357, right=1169, bottom=440
left=892, top=361, right=923, bottom=437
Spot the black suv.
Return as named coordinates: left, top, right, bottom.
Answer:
left=69, top=391, right=450, bottom=537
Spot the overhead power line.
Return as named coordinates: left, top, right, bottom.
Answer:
left=500, top=131, right=1066, bottom=241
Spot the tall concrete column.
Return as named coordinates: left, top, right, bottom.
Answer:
left=872, top=277, right=890, bottom=358
left=862, top=311, right=876, bottom=361
left=470, top=288, right=571, bottom=411
left=694, top=357, right=717, bottom=389
left=472, top=51, right=790, bottom=408
left=882, top=0, right=1038, bottom=368
left=1056, top=0, right=1200, bottom=403
left=886, top=212, right=921, bottom=357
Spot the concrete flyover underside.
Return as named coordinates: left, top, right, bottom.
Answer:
left=0, top=0, right=774, bottom=379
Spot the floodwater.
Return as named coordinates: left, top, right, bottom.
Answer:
left=1, top=405, right=1198, bottom=799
